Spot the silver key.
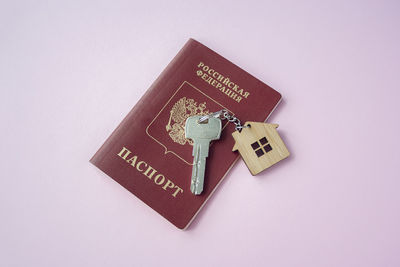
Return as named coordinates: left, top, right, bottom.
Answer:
left=185, top=115, right=222, bottom=195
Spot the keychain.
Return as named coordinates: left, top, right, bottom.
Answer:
left=185, top=110, right=289, bottom=195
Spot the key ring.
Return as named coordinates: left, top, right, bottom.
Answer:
left=198, top=109, right=250, bottom=131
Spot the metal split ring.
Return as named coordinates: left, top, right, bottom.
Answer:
left=198, top=109, right=250, bottom=131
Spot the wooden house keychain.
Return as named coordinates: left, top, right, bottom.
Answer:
left=197, top=109, right=290, bottom=175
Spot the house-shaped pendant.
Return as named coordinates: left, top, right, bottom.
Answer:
left=232, top=122, right=290, bottom=175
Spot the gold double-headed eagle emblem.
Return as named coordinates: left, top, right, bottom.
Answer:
left=166, top=97, right=209, bottom=145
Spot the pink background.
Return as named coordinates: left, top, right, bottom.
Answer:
left=1, top=0, right=399, bottom=266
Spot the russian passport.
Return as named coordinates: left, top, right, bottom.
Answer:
left=90, top=39, right=282, bottom=229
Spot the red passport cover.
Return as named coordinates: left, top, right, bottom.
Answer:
left=90, top=39, right=282, bottom=229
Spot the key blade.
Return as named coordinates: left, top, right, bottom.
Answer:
left=190, top=140, right=209, bottom=195
left=191, top=157, right=206, bottom=195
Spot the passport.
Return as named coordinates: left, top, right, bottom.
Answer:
left=90, top=39, right=282, bottom=229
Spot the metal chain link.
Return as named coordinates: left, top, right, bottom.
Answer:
left=198, top=109, right=250, bottom=131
